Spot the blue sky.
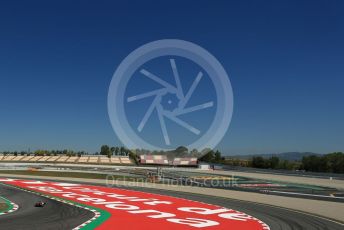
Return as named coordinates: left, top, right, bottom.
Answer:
left=0, top=0, right=343, bottom=154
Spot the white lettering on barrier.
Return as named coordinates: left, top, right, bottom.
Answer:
left=167, top=218, right=219, bottom=228
left=179, top=207, right=252, bottom=221
left=18, top=182, right=257, bottom=228
left=144, top=200, right=172, bottom=206
left=77, top=197, right=105, bottom=203
left=108, top=194, right=139, bottom=200
left=63, top=192, right=89, bottom=198
left=218, top=213, right=252, bottom=221
left=28, top=186, right=63, bottom=192
left=105, top=202, right=139, bottom=210
left=178, top=207, right=229, bottom=215
left=49, top=185, right=173, bottom=205
left=128, top=209, right=176, bottom=218
left=129, top=198, right=155, bottom=202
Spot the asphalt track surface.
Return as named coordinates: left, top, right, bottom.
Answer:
left=0, top=180, right=343, bottom=230
left=0, top=183, right=94, bottom=230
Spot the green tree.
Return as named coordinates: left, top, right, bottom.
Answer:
left=114, top=147, right=119, bottom=156
left=110, top=147, right=115, bottom=156
left=269, top=156, right=280, bottom=169
left=214, top=150, right=222, bottom=162
left=128, top=150, right=138, bottom=165
left=251, top=156, right=265, bottom=168
left=199, top=151, right=215, bottom=162
left=120, top=146, right=126, bottom=156
left=100, top=145, right=110, bottom=156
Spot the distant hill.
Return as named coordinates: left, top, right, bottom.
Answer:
left=226, top=152, right=322, bottom=161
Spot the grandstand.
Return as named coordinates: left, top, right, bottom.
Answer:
left=139, top=155, right=169, bottom=165
left=139, top=155, right=198, bottom=166
left=99, top=156, right=111, bottom=164
left=172, top=157, right=198, bottom=166
left=78, top=156, right=89, bottom=163
left=88, top=156, right=99, bottom=164
left=46, top=156, right=61, bottom=162
left=0, top=153, right=197, bottom=167
left=0, top=155, right=133, bottom=165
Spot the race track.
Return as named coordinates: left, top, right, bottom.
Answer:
left=0, top=179, right=343, bottom=230
left=0, top=183, right=94, bottom=230
left=133, top=187, right=343, bottom=230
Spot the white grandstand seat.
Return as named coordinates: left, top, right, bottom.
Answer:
left=38, top=156, right=51, bottom=162
left=3, top=156, right=15, bottom=161
left=119, top=157, right=132, bottom=164
left=56, top=156, right=69, bottom=162
left=110, top=157, right=121, bottom=164
left=99, top=157, right=111, bottom=164
left=46, top=156, right=61, bottom=162
left=0, top=153, right=134, bottom=165
left=78, top=156, right=89, bottom=163
left=88, top=156, right=99, bottom=164
left=28, top=156, right=43, bottom=161
left=21, top=156, right=34, bottom=161
left=12, top=156, right=25, bottom=161
left=66, top=157, right=78, bottom=163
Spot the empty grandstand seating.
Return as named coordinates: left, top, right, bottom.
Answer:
left=21, top=156, right=34, bottom=161
left=120, top=156, right=132, bottom=164
left=56, top=156, right=69, bottom=162
left=99, top=156, right=111, bottom=164
left=78, top=156, right=89, bottom=163
left=88, top=156, right=99, bottom=164
left=66, top=156, right=78, bottom=163
left=0, top=154, right=133, bottom=165
left=3, top=155, right=16, bottom=161
left=29, top=156, right=43, bottom=161
left=139, top=155, right=169, bottom=165
left=38, top=156, right=51, bottom=162
left=0, top=154, right=191, bottom=166
left=46, top=156, right=61, bottom=162
left=110, top=157, right=121, bottom=164
left=12, top=156, right=25, bottom=161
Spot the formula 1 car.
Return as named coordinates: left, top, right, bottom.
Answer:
left=34, top=201, right=46, bottom=207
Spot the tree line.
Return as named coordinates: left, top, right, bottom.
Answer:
left=198, top=150, right=344, bottom=173
left=250, top=152, right=344, bottom=173
left=99, top=145, right=131, bottom=157
left=300, top=152, right=344, bottom=173
left=250, top=156, right=300, bottom=170
left=198, top=150, right=223, bottom=163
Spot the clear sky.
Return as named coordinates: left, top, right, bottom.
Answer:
left=0, top=0, right=343, bottom=155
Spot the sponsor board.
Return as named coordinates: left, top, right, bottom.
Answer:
left=0, top=178, right=269, bottom=230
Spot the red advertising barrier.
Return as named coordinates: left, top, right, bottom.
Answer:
left=0, top=178, right=269, bottom=230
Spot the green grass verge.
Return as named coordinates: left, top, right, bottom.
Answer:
left=0, top=197, right=13, bottom=213
left=0, top=202, right=9, bottom=213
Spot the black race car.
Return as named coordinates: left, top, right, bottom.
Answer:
left=34, top=201, right=46, bottom=207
